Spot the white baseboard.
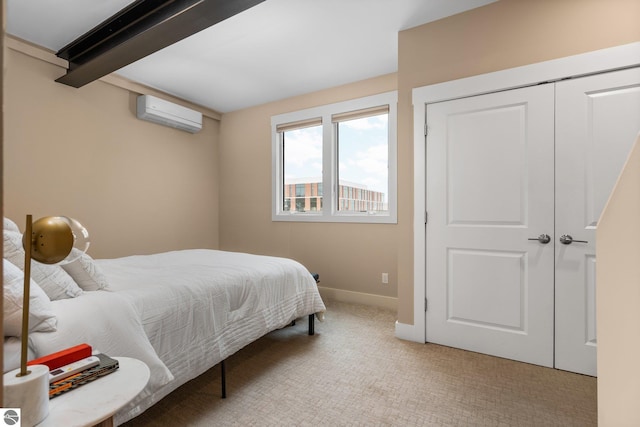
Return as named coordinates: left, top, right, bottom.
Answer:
left=317, top=286, right=397, bottom=311
left=394, top=321, right=424, bottom=343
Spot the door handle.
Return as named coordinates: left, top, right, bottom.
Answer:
left=528, top=234, right=551, bottom=244
left=559, top=234, right=588, bottom=245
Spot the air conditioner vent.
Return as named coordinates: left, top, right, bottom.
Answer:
left=136, top=95, right=202, bottom=133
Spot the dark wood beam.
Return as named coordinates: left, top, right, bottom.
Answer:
left=55, top=0, right=265, bottom=88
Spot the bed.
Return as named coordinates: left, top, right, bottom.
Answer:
left=3, top=224, right=326, bottom=426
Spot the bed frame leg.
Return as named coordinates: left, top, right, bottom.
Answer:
left=221, top=360, right=226, bottom=398
left=308, top=272, right=319, bottom=336
left=308, top=314, right=314, bottom=335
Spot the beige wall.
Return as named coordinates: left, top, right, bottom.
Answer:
left=396, top=0, right=640, bottom=324
left=3, top=42, right=220, bottom=258
left=597, top=135, right=640, bottom=425
left=219, top=74, right=399, bottom=303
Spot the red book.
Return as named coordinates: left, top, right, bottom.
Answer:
left=27, top=344, right=92, bottom=371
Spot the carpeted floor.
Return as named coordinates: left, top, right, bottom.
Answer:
left=121, top=300, right=597, bottom=426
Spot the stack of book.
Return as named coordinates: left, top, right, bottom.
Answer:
left=27, top=343, right=119, bottom=398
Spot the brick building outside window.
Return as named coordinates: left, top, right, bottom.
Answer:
left=283, top=177, right=385, bottom=213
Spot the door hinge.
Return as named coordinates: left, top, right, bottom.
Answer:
left=424, top=123, right=428, bottom=137
left=425, top=211, right=428, bottom=224
left=425, top=298, right=428, bottom=312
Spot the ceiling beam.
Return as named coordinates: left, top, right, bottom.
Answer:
left=55, top=0, right=265, bottom=88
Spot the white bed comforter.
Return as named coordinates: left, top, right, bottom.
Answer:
left=28, top=249, right=326, bottom=425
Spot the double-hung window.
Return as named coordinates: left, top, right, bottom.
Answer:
left=272, top=91, right=397, bottom=223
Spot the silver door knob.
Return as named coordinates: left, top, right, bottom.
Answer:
left=559, top=234, right=588, bottom=245
left=528, top=234, right=551, bottom=244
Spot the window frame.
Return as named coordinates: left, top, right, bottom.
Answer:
left=272, top=91, right=397, bottom=223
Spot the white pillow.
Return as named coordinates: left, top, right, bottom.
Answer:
left=62, top=250, right=111, bottom=291
left=3, top=230, right=83, bottom=300
left=3, top=259, right=57, bottom=336
left=3, top=217, right=20, bottom=233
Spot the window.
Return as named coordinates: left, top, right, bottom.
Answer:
left=272, top=92, right=397, bottom=223
left=281, top=122, right=323, bottom=214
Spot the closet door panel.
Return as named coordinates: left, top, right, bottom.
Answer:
left=555, top=67, right=640, bottom=376
left=425, top=84, right=555, bottom=367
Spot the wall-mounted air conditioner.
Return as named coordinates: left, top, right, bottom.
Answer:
left=136, top=95, right=203, bottom=133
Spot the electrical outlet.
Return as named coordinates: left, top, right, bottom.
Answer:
left=381, top=273, right=389, bottom=284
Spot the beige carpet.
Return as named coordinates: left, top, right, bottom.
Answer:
left=121, top=300, right=597, bottom=426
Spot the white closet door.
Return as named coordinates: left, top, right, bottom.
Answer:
left=425, top=84, right=555, bottom=367
left=555, top=67, right=640, bottom=376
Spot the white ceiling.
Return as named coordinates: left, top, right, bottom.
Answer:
left=7, top=0, right=496, bottom=113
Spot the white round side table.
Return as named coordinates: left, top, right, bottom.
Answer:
left=36, top=357, right=149, bottom=427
